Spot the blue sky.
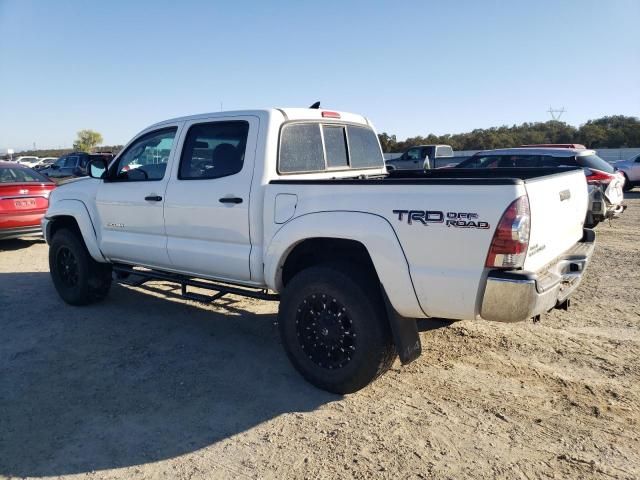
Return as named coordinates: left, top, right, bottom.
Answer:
left=0, top=0, right=638, bottom=151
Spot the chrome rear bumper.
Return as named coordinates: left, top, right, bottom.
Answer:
left=480, top=229, right=595, bottom=322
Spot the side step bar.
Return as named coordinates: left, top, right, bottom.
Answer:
left=112, top=264, right=280, bottom=302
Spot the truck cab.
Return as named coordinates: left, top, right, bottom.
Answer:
left=385, top=144, right=454, bottom=171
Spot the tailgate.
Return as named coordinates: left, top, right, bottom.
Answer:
left=523, top=169, right=588, bottom=272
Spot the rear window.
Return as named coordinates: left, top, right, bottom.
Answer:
left=279, top=124, right=325, bottom=173
left=435, top=146, right=453, bottom=158
left=577, top=154, right=615, bottom=173
left=279, top=122, right=383, bottom=173
left=347, top=125, right=383, bottom=169
left=323, top=125, right=348, bottom=168
left=0, top=167, right=50, bottom=183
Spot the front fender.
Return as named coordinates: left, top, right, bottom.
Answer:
left=43, top=199, right=106, bottom=262
left=264, top=211, right=426, bottom=319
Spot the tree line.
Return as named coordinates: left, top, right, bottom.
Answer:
left=378, top=115, right=640, bottom=153
left=6, top=115, right=640, bottom=158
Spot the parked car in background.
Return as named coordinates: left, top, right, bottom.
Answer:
left=33, top=157, right=59, bottom=170
left=39, top=152, right=114, bottom=182
left=614, top=153, right=640, bottom=191
left=14, top=156, right=40, bottom=167
left=385, top=144, right=454, bottom=171
left=453, top=147, right=625, bottom=227
left=521, top=143, right=587, bottom=149
left=0, top=161, right=56, bottom=240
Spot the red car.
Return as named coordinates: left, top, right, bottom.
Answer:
left=0, top=161, right=56, bottom=240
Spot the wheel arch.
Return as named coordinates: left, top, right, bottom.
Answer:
left=45, top=199, right=106, bottom=262
left=264, top=211, right=425, bottom=319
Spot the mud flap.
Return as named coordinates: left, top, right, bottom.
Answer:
left=381, top=289, right=422, bottom=364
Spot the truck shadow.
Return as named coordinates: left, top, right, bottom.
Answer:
left=0, top=237, right=46, bottom=252
left=0, top=272, right=337, bottom=477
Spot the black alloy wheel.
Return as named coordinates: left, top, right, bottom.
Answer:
left=296, top=293, right=356, bottom=370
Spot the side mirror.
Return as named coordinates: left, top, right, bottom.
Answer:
left=51, top=164, right=59, bottom=170
left=88, top=159, right=108, bottom=179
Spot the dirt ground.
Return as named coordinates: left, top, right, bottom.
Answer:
left=1, top=194, right=639, bottom=480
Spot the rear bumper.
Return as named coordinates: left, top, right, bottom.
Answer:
left=0, top=225, right=43, bottom=240
left=480, top=229, right=595, bottom=322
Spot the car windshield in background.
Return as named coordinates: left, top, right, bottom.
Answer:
left=455, top=155, right=549, bottom=168
left=456, top=152, right=616, bottom=174
left=578, top=154, right=615, bottom=174
left=0, top=167, right=50, bottom=183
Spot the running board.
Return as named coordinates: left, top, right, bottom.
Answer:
left=112, top=264, right=280, bottom=302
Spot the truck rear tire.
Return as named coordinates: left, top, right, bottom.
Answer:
left=278, top=263, right=396, bottom=394
left=49, top=228, right=112, bottom=305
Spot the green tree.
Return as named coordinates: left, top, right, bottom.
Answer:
left=73, top=129, right=103, bottom=152
left=378, top=116, right=639, bottom=152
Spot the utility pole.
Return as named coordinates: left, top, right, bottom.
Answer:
left=547, top=106, right=566, bottom=121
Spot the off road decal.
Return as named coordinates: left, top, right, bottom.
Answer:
left=393, top=210, right=490, bottom=229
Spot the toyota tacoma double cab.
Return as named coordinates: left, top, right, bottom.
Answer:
left=43, top=107, right=595, bottom=393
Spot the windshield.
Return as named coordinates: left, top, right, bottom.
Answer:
left=0, top=166, right=50, bottom=183
left=577, top=154, right=615, bottom=173
left=455, top=154, right=545, bottom=168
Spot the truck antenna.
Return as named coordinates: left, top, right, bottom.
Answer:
left=309, top=101, right=321, bottom=109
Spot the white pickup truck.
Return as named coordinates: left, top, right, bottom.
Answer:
left=43, top=107, right=595, bottom=393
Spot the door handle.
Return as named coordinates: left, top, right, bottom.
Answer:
left=219, top=197, right=243, bottom=204
left=145, top=195, right=163, bottom=202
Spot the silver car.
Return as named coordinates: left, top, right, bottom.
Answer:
left=615, top=153, right=640, bottom=191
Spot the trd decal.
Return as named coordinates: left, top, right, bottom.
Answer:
left=445, top=212, right=490, bottom=229
left=393, top=210, right=443, bottom=225
left=393, top=210, right=490, bottom=229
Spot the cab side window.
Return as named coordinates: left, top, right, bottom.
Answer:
left=179, top=121, right=249, bottom=180
left=406, top=148, right=421, bottom=160
left=113, top=128, right=177, bottom=181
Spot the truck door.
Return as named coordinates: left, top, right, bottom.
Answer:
left=421, top=147, right=434, bottom=169
left=403, top=147, right=422, bottom=170
left=163, top=116, right=259, bottom=283
left=95, top=126, right=180, bottom=268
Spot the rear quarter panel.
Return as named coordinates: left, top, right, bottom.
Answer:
left=264, top=182, right=524, bottom=320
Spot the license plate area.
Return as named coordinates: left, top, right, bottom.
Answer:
left=14, top=198, right=37, bottom=209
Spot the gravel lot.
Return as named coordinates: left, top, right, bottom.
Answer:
left=1, top=193, right=639, bottom=480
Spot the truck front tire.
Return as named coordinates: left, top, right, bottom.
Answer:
left=49, top=228, right=112, bottom=305
left=278, top=263, right=396, bottom=394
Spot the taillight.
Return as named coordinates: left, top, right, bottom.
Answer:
left=321, top=111, right=341, bottom=119
left=485, top=196, right=530, bottom=269
left=586, top=170, right=616, bottom=185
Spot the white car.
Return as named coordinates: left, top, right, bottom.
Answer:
left=33, top=157, right=59, bottom=170
left=42, top=107, right=594, bottom=393
left=615, top=153, right=640, bottom=191
left=14, top=156, right=40, bottom=167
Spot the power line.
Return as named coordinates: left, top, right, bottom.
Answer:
left=547, top=106, right=566, bottom=121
